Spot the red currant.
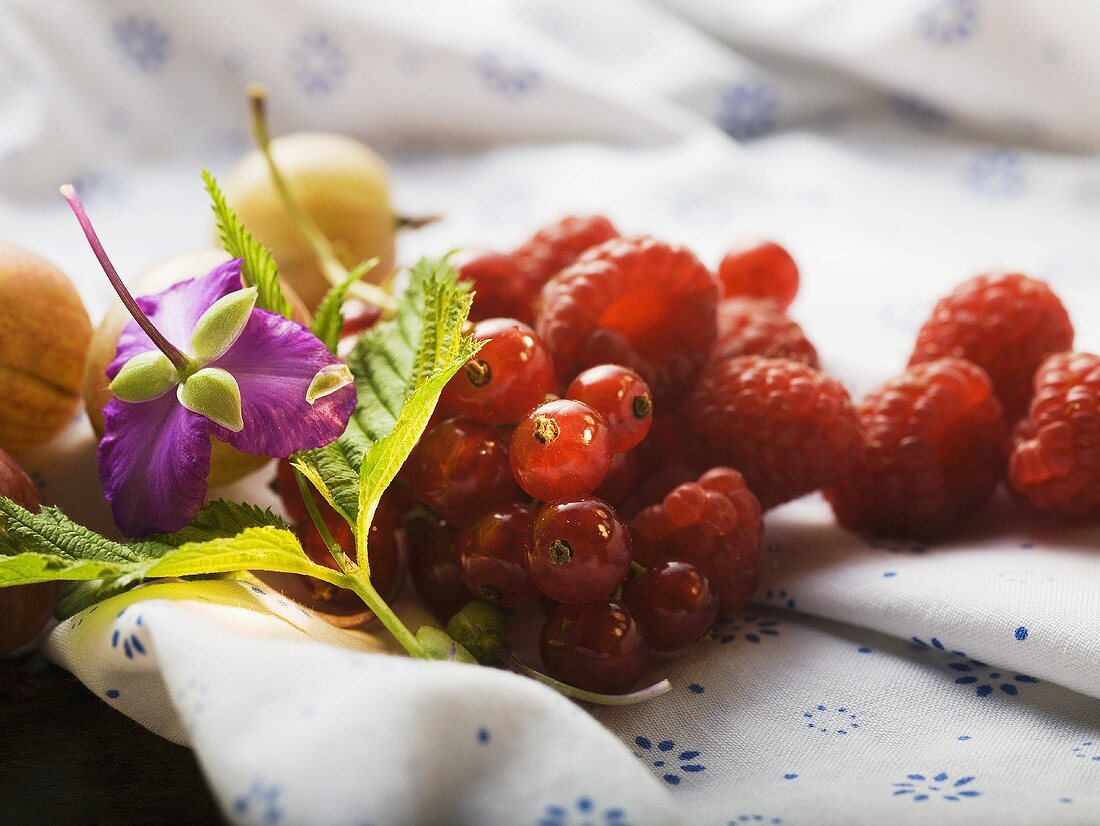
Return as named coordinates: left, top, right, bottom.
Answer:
left=540, top=600, right=649, bottom=694
left=456, top=250, right=540, bottom=324
left=510, top=399, right=613, bottom=501
left=717, top=241, right=799, bottom=310
left=456, top=503, right=539, bottom=606
left=593, top=449, right=641, bottom=505
left=448, top=318, right=556, bottom=426
left=623, top=560, right=719, bottom=652
left=526, top=497, right=630, bottom=604
left=409, top=417, right=520, bottom=525
left=408, top=517, right=471, bottom=622
left=566, top=364, right=653, bottom=452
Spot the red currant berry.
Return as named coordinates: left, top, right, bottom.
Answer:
left=540, top=600, right=648, bottom=694
left=409, top=417, right=520, bottom=525
left=456, top=250, right=540, bottom=324
left=623, top=560, right=720, bottom=652
left=408, top=517, right=471, bottom=623
left=456, top=503, right=539, bottom=606
left=526, top=497, right=630, bottom=604
left=566, top=364, right=653, bottom=452
left=717, top=241, right=799, bottom=310
left=510, top=399, right=613, bottom=501
left=594, top=450, right=641, bottom=505
left=448, top=318, right=556, bottom=426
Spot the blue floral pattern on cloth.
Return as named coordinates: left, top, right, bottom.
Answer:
left=729, top=817, right=782, bottom=825
left=476, top=52, right=541, bottom=99
left=233, top=779, right=284, bottom=824
left=287, top=30, right=348, bottom=96
left=803, top=705, right=862, bottom=736
left=111, top=607, right=148, bottom=660
left=892, top=772, right=981, bottom=802
left=964, top=148, right=1025, bottom=197
left=537, top=797, right=629, bottom=826
left=762, top=589, right=797, bottom=610
left=1071, top=740, right=1100, bottom=762
left=633, top=737, right=706, bottom=785
left=716, top=81, right=779, bottom=141
left=912, top=636, right=1039, bottom=696
left=112, top=14, right=171, bottom=71
left=713, top=613, right=782, bottom=645
left=917, top=0, right=977, bottom=45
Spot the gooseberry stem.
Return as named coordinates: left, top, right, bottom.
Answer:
left=492, top=647, right=672, bottom=706
left=59, top=185, right=192, bottom=373
left=293, top=467, right=349, bottom=573
left=245, top=84, right=396, bottom=315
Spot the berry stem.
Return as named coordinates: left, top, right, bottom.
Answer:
left=492, top=646, right=672, bottom=706
left=246, top=84, right=396, bottom=316
left=342, top=568, right=429, bottom=659
left=293, top=467, right=349, bottom=573
left=60, top=185, right=192, bottom=373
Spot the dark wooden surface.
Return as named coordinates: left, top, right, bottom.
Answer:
left=1, top=653, right=223, bottom=825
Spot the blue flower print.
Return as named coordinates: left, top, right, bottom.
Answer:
left=803, top=705, right=861, bottom=736
left=762, top=589, right=796, bottom=610
left=111, top=608, right=148, bottom=660
left=1071, top=739, right=1100, bottom=762
left=892, top=772, right=981, bottom=802
left=633, top=737, right=705, bottom=785
left=917, top=0, right=977, bottom=45
left=287, top=30, right=348, bottom=96
left=716, top=82, right=779, bottom=142
left=964, top=148, right=1025, bottom=198
left=713, top=613, right=782, bottom=645
left=729, top=817, right=782, bottom=826
left=911, top=636, right=1039, bottom=697
left=233, top=780, right=284, bottom=824
left=113, top=15, right=171, bottom=71
left=476, top=52, right=541, bottom=99
left=538, top=797, right=629, bottom=826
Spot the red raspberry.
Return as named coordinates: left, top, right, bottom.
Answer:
left=511, top=215, right=619, bottom=286
left=909, top=273, right=1074, bottom=422
left=1008, top=352, right=1100, bottom=519
left=826, top=359, right=1007, bottom=538
left=537, top=236, right=719, bottom=409
left=714, top=298, right=818, bottom=367
left=717, top=240, right=800, bottom=310
left=630, top=467, right=763, bottom=613
left=686, top=356, right=863, bottom=508
left=455, top=250, right=540, bottom=325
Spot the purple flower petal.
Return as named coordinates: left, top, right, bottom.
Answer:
left=208, top=309, right=356, bottom=456
left=99, top=394, right=213, bottom=537
left=108, top=259, right=244, bottom=378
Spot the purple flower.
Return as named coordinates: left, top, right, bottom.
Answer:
left=62, top=186, right=356, bottom=537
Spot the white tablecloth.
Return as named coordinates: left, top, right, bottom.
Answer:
left=3, top=1, right=1099, bottom=823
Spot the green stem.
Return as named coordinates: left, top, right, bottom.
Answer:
left=293, top=468, right=348, bottom=573
left=246, top=84, right=396, bottom=316
left=342, top=568, right=429, bottom=659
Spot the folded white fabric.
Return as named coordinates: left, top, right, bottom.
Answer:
left=4, top=0, right=1100, bottom=823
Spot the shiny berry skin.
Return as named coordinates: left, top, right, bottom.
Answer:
left=455, top=503, right=539, bottom=606
left=1009, top=352, right=1100, bottom=519
left=537, top=236, right=719, bottom=410
left=687, top=356, right=863, bottom=508
left=623, top=560, right=720, bottom=652
left=511, top=214, right=620, bottom=287
left=717, top=241, right=800, bottom=310
left=566, top=364, right=654, bottom=452
left=448, top=318, right=556, bottom=426
left=594, top=449, right=641, bottom=505
left=456, top=250, right=540, bottom=324
left=408, top=517, right=471, bottom=622
left=510, top=399, right=613, bottom=501
left=540, top=600, right=648, bottom=694
left=409, top=417, right=520, bottom=525
left=827, top=359, right=1006, bottom=538
left=714, top=298, right=818, bottom=367
left=909, top=272, right=1074, bottom=422
left=526, top=496, right=631, bottom=604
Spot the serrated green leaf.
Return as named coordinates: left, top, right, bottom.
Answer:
left=202, top=168, right=293, bottom=319
left=0, top=501, right=167, bottom=565
left=0, top=553, right=130, bottom=586
left=148, top=499, right=290, bottom=547
left=311, top=259, right=375, bottom=354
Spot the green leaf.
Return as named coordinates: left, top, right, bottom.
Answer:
left=202, top=168, right=293, bottom=319
left=294, top=258, right=478, bottom=565
left=148, top=499, right=290, bottom=547
left=311, top=259, right=376, bottom=354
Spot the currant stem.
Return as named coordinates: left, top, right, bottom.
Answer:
left=293, top=467, right=349, bottom=573
left=245, top=84, right=396, bottom=315
left=342, top=567, right=430, bottom=659
left=492, top=646, right=672, bottom=706
left=59, top=185, right=192, bottom=373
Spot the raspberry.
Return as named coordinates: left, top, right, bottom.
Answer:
left=1008, top=352, right=1100, bottom=519
left=826, top=359, right=1007, bottom=538
left=511, top=215, right=619, bottom=286
left=909, top=273, right=1074, bottom=422
left=455, top=251, right=540, bottom=325
left=717, top=240, right=799, bottom=310
left=537, top=236, right=719, bottom=409
left=631, top=467, right=763, bottom=613
left=686, top=356, right=863, bottom=508
left=714, top=298, right=818, bottom=367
